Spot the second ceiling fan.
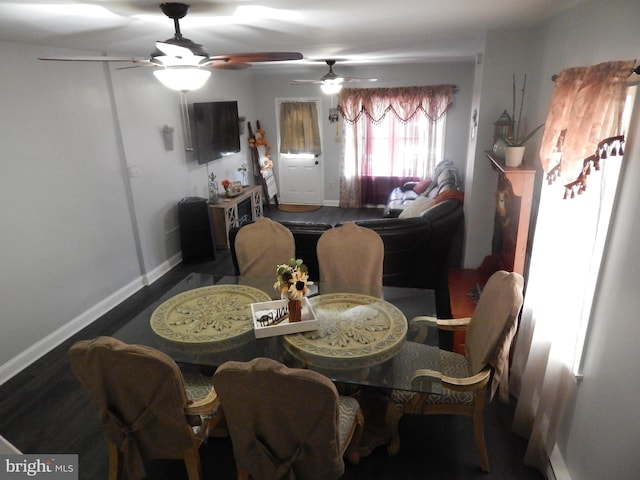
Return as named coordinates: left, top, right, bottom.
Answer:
left=292, top=60, right=377, bottom=94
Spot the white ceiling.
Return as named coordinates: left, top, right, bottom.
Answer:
left=0, top=0, right=580, bottom=71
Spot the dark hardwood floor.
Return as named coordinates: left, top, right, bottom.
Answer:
left=0, top=207, right=543, bottom=479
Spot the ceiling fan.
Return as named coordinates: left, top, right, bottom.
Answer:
left=291, top=60, right=377, bottom=94
left=38, top=2, right=303, bottom=91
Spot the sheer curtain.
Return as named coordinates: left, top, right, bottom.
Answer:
left=337, top=85, right=454, bottom=207
left=279, top=101, right=321, bottom=155
left=510, top=60, right=635, bottom=474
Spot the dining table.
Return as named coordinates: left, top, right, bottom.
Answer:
left=112, top=272, right=443, bottom=455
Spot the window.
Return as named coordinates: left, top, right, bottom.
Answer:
left=338, top=85, right=454, bottom=207
left=278, top=100, right=321, bottom=156
left=343, top=109, right=446, bottom=178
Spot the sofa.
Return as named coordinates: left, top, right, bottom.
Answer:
left=383, top=159, right=462, bottom=218
left=229, top=180, right=463, bottom=318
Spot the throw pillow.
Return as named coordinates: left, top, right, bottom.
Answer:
left=433, top=189, right=465, bottom=206
left=413, top=179, right=432, bottom=195
left=398, top=196, right=434, bottom=218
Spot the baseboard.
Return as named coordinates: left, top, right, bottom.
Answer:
left=323, top=199, right=339, bottom=207
left=0, top=253, right=182, bottom=386
left=548, top=444, right=572, bottom=480
left=0, top=434, right=22, bottom=454
left=143, top=252, right=183, bottom=285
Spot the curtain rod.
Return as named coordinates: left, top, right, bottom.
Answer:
left=551, top=64, right=640, bottom=82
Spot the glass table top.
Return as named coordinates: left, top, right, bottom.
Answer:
left=113, top=273, right=442, bottom=395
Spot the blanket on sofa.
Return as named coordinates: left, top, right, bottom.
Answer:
left=384, top=159, right=462, bottom=217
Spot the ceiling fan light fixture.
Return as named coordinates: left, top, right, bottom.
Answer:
left=153, top=67, right=211, bottom=92
left=320, top=82, right=343, bottom=95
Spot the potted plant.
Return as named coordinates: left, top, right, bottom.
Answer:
left=504, top=74, right=544, bottom=167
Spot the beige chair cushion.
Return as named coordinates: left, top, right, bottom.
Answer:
left=465, top=270, right=524, bottom=400
left=337, top=396, right=360, bottom=451
left=68, top=337, right=198, bottom=480
left=317, top=222, right=384, bottom=297
left=235, top=218, right=295, bottom=279
left=390, top=348, right=473, bottom=406
left=214, top=357, right=354, bottom=480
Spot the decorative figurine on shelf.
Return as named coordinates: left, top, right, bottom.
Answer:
left=208, top=172, right=220, bottom=204
left=274, top=258, right=313, bottom=322
left=237, top=163, right=249, bottom=186
left=222, top=179, right=243, bottom=197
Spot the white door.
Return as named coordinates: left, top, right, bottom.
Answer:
left=275, top=98, right=324, bottom=205
left=278, top=154, right=323, bottom=204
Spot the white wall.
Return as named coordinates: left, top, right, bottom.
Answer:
left=0, top=41, right=140, bottom=370
left=250, top=61, right=476, bottom=204
left=523, top=1, right=640, bottom=478
left=463, top=27, right=545, bottom=268
left=0, top=40, right=257, bottom=379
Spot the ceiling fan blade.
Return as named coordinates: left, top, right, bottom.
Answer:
left=292, top=77, right=377, bottom=85
left=342, top=77, right=379, bottom=83
left=207, top=52, right=303, bottom=63
left=38, top=56, right=149, bottom=63
left=210, top=62, right=251, bottom=70
left=291, top=79, right=324, bottom=85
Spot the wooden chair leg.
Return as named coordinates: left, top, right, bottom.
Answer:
left=385, top=401, right=404, bottom=457
left=107, top=442, right=119, bottom=480
left=183, top=447, right=203, bottom=480
left=473, top=391, right=490, bottom=472
left=236, top=464, right=250, bottom=480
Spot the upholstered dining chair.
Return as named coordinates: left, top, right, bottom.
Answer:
left=233, top=218, right=296, bottom=294
left=68, top=336, right=223, bottom=480
left=213, top=357, right=364, bottom=480
left=316, top=222, right=384, bottom=297
left=386, top=270, right=524, bottom=472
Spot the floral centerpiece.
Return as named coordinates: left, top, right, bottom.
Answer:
left=274, top=258, right=313, bottom=322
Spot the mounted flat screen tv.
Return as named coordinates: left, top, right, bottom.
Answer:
left=193, top=101, right=241, bottom=164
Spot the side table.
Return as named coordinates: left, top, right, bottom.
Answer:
left=208, top=185, right=263, bottom=249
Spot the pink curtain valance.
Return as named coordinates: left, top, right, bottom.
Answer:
left=337, top=85, right=455, bottom=124
left=539, top=60, right=635, bottom=188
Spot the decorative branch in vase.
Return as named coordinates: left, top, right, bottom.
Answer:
left=208, top=172, right=220, bottom=203
left=504, top=73, right=544, bottom=167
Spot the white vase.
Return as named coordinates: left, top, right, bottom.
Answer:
left=505, top=146, right=526, bottom=167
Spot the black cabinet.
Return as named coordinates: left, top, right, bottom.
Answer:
left=178, top=197, right=216, bottom=263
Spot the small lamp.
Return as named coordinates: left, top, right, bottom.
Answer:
left=153, top=67, right=211, bottom=92
left=493, top=110, right=514, bottom=143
